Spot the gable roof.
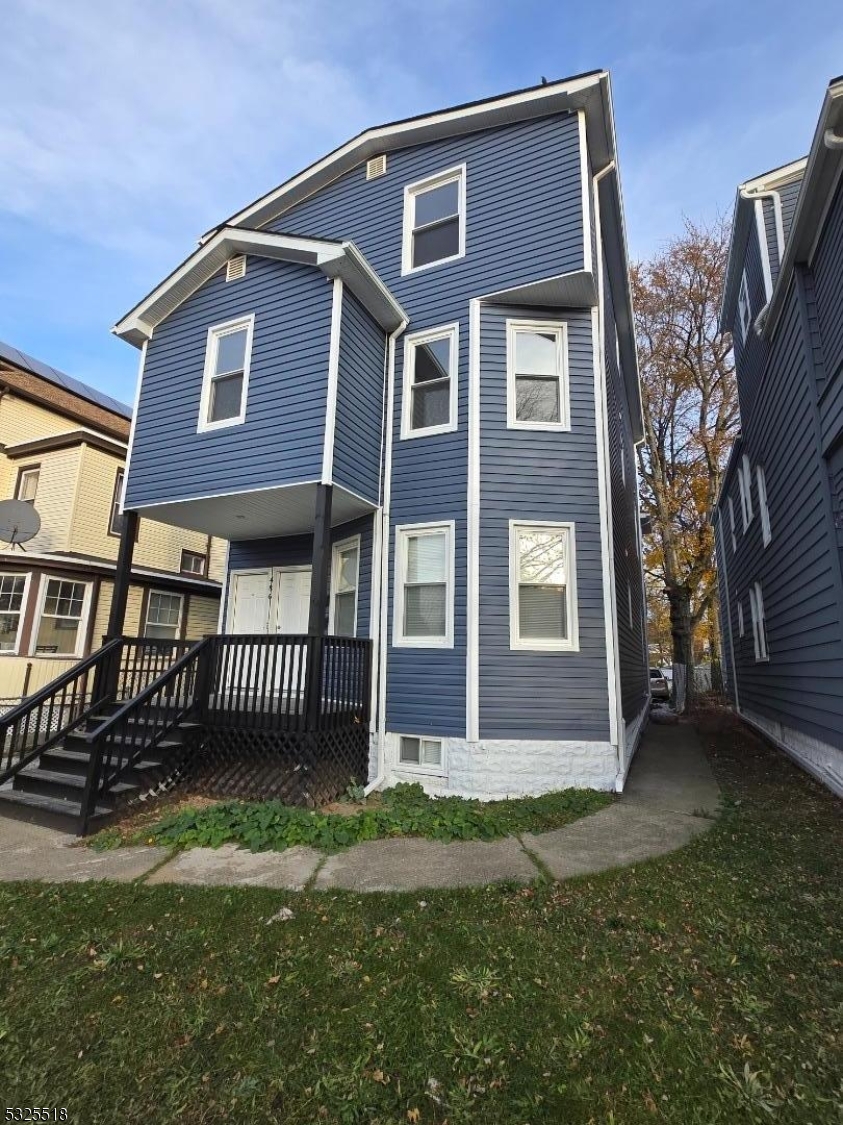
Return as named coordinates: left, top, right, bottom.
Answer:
left=0, top=338, right=132, bottom=420
left=113, top=229, right=408, bottom=346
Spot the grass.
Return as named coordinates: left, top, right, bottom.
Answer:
left=89, top=783, right=613, bottom=853
left=1, top=711, right=840, bottom=1124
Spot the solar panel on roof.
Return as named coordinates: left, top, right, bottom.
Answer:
left=0, top=338, right=132, bottom=419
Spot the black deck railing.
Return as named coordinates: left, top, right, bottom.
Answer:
left=116, top=638, right=195, bottom=700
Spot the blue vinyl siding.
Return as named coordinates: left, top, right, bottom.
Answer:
left=779, top=176, right=803, bottom=245
left=333, top=291, right=386, bottom=503
left=224, top=514, right=374, bottom=637
left=126, top=257, right=332, bottom=508
left=714, top=516, right=735, bottom=702
left=762, top=198, right=780, bottom=286
left=477, top=305, right=610, bottom=741
left=813, top=177, right=843, bottom=453
left=732, top=218, right=771, bottom=422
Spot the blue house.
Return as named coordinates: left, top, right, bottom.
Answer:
left=0, top=71, right=648, bottom=829
left=716, top=75, right=843, bottom=798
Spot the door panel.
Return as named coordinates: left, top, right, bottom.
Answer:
left=273, top=568, right=311, bottom=694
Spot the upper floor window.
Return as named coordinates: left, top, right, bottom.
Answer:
left=34, top=578, right=90, bottom=656
left=506, top=321, right=569, bottom=430
left=738, top=455, right=753, bottom=531
left=0, top=574, right=28, bottom=654
left=738, top=271, right=752, bottom=341
left=728, top=497, right=737, bottom=553
left=393, top=522, right=454, bottom=648
left=16, top=466, right=39, bottom=505
left=756, top=465, right=771, bottom=546
left=749, top=582, right=769, bottom=662
left=144, top=591, right=183, bottom=639
left=199, top=315, right=254, bottom=432
left=330, top=536, right=360, bottom=637
left=180, top=549, right=207, bottom=577
left=402, top=165, right=466, bottom=274
left=510, top=521, right=579, bottom=651
left=401, top=324, right=459, bottom=439
left=109, top=468, right=125, bottom=537
left=737, top=599, right=745, bottom=638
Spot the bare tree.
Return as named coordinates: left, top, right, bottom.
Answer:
left=634, top=217, right=738, bottom=708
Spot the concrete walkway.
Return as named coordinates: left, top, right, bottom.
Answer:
left=0, top=721, right=720, bottom=892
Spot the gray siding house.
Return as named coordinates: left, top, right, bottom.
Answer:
left=716, top=75, right=843, bottom=798
left=109, top=70, right=648, bottom=800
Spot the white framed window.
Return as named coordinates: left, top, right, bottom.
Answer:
left=756, top=465, right=771, bottom=546
left=180, top=549, right=207, bottom=576
left=393, top=521, right=454, bottom=648
left=16, top=466, right=40, bottom=504
left=401, top=324, right=459, bottom=439
left=506, top=320, right=570, bottom=430
left=330, top=535, right=360, bottom=637
left=737, top=599, right=745, bottom=638
left=398, top=734, right=444, bottom=772
left=32, top=577, right=91, bottom=657
left=738, top=270, right=752, bottom=342
left=749, top=582, right=769, bottom=661
left=144, top=590, right=183, bottom=639
left=509, top=521, right=579, bottom=651
left=109, top=468, right=125, bottom=537
left=739, top=455, right=753, bottom=531
left=402, top=164, right=466, bottom=275
left=198, top=314, right=255, bottom=432
left=728, top=496, right=737, bottom=553
left=0, top=573, right=30, bottom=654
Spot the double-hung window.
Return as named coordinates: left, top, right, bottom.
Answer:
left=402, top=166, right=465, bottom=274
left=0, top=574, right=28, bottom=653
left=180, top=549, right=207, bottom=576
left=144, top=591, right=183, bottom=639
left=109, top=468, right=125, bottom=537
left=507, top=321, right=569, bottom=429
left=739, top=456, right=753, bottom=530
left=16, top=466, right=40, bottom=504
left=510, top=522, right=578, bottom=651
left=199, top=315, right=254, bottom=431
left=401, top=324, right=458, bottom=438
left=728, top=497, right=737, bottom=553
left=748, top=582, right=769, bottom=661
left=394, top=522, right=454, bottom=647
left=738, top=271, right=752, bottom=341
left=34, top=578, right=89, bottom=656
left=330, top=537, right=360, bottom=637
left=756, top=465, right=771, bottom=546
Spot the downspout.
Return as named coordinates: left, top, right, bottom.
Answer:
left=715, top=512, right=740, bottom=713
left=739, top=186, right=785, bottom=312
left=365, top=316, right=408, bottom=796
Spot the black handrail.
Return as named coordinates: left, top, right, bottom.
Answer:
left=0, top=638, right=123, bottom=784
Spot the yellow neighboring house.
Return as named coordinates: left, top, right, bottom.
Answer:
left=0, top=340, right=225, bottom=705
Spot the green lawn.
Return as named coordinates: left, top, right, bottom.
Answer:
left=1, top=713, right=840, bottom=1124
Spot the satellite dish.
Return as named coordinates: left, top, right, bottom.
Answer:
left=0, top=499, right=41, bottom=549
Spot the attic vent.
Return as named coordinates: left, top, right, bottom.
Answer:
left=226, top=255, right=246, bottom=282
left=366, top=154, right=387, bottom=180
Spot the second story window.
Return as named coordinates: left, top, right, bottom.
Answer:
left=109, top=468, right=125, bottom=537
left=756, top=465, right=772, bottom=546
left=506, top=321, right=569, bottom=430
left=401, top=325, right=459, bottom=438
left=402, top=165, right=465, bottom=274
left=180, top=549, right=207, bottom=577
left=738, top=271, right=752, bottom=341
left=199, top=315, right=254, bottom=432
left=739, top=455, right=754, bottom=531
left=16, top=466, right=40, bottom=504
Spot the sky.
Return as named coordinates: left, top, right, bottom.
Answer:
left=1, top=0, right=841, bottom=407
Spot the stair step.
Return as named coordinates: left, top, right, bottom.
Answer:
left=14, top=766, right=137, bottom=805
left=40, top=747, right=166, bottom=776
left=0, top=787, right=113, bottom=826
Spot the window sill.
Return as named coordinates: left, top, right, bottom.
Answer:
left=400, top=251, right=465, bottom=278
left=510, top=639, right=580, bottom=653
left=394, top=762, right=448, bottom=779
left=506, top=420, right=571, bottom=433
left=197, top=416, right=247, bottom=434
left=392, top=636, right=453, bottom=650
left=400, top=421, right=458, bottom=441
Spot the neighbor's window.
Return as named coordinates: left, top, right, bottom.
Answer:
left=507, top=321, right=569, bottom=429
left=109, top=468, right=125, bottom=537
left=756, top=465, right=772, bottom=546
left=510, top=522, right=578, bottom=650
left=330, top=538, right=360, bottom=637
left=399, top=735, right=443, bottom=768
left=180, top=549, right=207, bottom=577
left=394, top=523, right=453, bottom=647
left=199, top=315, right=254, bottom=430
left=749, top=582, right=769, bottom=661
left=737, top=599, right=745, bottom=638
left=16, top=467, right=40, bottom=504
left=0, top=574, right=28, bottom=653
left=728, top=496, right=737, bottom=553
left=738, top=456, right=753, bottom=531
left=144, top=591, right=183, bottom=639
left=402, top=166, right=465, bottom=273
left=34, top=579, right=88, bottom=656
left=738, top=271, right=752, bottom=341
left=402, top=325, right=458, bottom=438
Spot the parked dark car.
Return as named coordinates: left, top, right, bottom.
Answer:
left=649, top=668, right=670, bottom=701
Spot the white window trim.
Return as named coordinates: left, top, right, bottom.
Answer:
left=197, top=313, right=255, bottom=433
left=392, top=520, right=455, bottom=649
left=30, top=574, right=93, bottom=658
left=400, top=323, right=459, bottom=440
left=0, top=571, right=32, bottom=656
left=728, top=496, right=737, bottom=553
left=401, top=164, right=466, bottom=276
left=328, top=534, right=361, bottom=637
left=749, top=582, right=769, bottom=662
left=17, top=466, right=40, bottom=503
left=739, top=455, right=754, bottom=531
left=737, top=599, right=745, bottom=638
left=757, top=465, right=772, bottom=547
left=395, top=732, right=446, bottom=777
left=506, top=319, right=570, bottom=431
left=145, top=589, right=184, bottom=639
left=738, top=270, right=751, bottom=342
left=509, top=520, right=580, bottom=652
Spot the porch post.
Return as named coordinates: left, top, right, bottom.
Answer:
left=306, top=484, right=333, bottom=728
left=106, top=510, right=139, bottom=639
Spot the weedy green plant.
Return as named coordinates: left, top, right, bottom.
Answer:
left=99, top=783, right=611, bottom=854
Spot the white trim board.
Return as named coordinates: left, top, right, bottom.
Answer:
left=322, top=278, right=344, bottom=482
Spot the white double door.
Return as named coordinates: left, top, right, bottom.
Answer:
left=227, top=567, right=311, bottom=696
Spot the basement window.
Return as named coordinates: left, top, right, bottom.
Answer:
left=399, top=735, right=443, bottom=769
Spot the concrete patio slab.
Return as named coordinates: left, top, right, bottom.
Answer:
left=146, top=843, right=322, bottom=890
left=315, top=835, right=537, bottom=891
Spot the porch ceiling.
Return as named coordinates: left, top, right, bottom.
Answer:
left=134, top=483, right=376, bottom=541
